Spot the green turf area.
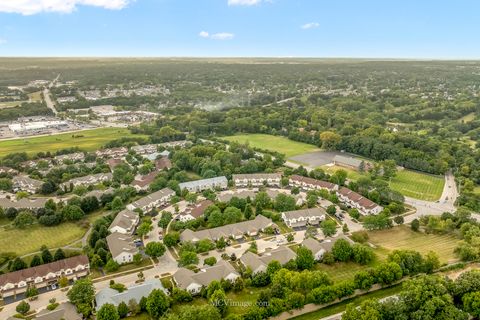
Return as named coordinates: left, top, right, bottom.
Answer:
left=389, top=170, right=444, bottom=201
left=0, top=223, right=86, bottom=256
left=315, top=260, right=379, bottom=283
left=458, top=112, right=475, bottom=123
left=320, top=164, right=365, bottom=181
left=0, top=127, right=147, bottom=157
left=223, top=134, right=319, bottom=157
left=27, top=91, right=42, bottom=102
left=0, top=101, right=24, bottom=109
left=367, top=226, right=459, bottom=263
left=290, top=284, right=403, bottom=320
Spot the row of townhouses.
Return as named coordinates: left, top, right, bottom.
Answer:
left=281, top=207, right=326, bottom=228
left=0, top=198, right=47, bottom=210
left=60, top=172, right=113, bottom=189
left=180, top=215, right=275, bottom=242
left=12, top=175, right=43, bottom=194
left=179, top=176, right=228, bottom=193
left=126, top=187, right=175, bottom=211
left=240, top=246, right=296, bottom=275
left=0, top=255, right=90, bottom=298
left=232, top=173, right=282, bottom=187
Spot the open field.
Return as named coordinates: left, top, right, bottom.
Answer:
left=0, top=223, right=86, bottom=256
left=320, top=164, right=365, bottom=181
left=315, top=260, right=379, bottom=283
left=0, top=127, right=147, bottom=157
left=367, top=226, right=459, bottom=263
left=458, top=112, right=475, bottom=123
left=27, top=91, right=43, bottom=102
left=389, top=170, right=444, bottom=201
left=223, top=134, right=319, bottom=157
left=0, top=101, right=23, bottom=109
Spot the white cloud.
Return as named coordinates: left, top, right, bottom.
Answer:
left=0, top=0, right=132, bottom=15
left=0, top=38, right=6, bottom=45
left=210, top=32, right=234, bottom=40
left=227, top=0, right=261, bottom=6
left=199, top=31, right=234, bottom=40
left=301, top=22, right=320, bottom=30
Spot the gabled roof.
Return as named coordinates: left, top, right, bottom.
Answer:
left=333, top=155, right=363, bottom=167
left=0, top=197, right=47, bottom=209
left=301, top=238, right=324, bottom=254
left=0, top=255, right=89, bottom=287
left=132, top=171, right=159, bottom=189
left=95, top=279, right=167, bottom=310
left=232, top=173, right=282, bottom=180
left=173, top=260, right=239, bottom=290
left=109, top=209, right=138, bottom=231
left=338, top=187, right=380, bottom=210
left=106, top=232, right=137, bottom=258
left=128, top=187, right=175, bottom=209
left=179, top=176, right=227, bottom=190
left=187, top=200, right=214, bottom=219
left=240, top=246, right=296, bottom=271
left=289, top=175, right=336, bottom=190
left=282, top=207, right=326, bottom=220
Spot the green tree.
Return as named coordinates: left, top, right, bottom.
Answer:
left=411, top=218, right=420, bottom=231
left=163, top=232, right=180, bottom=247
left=274, top=193, right=296, bottom=212
left=332, top=239, right=353, bottom=262
left=145, top=242, right=166, bottom=258
left=13, top=211, right=35, bottom=228
left=117, top=301, right=129, bottom=318
left=97, top=303, right=120, bottom=320
left=319, top=131, right=341, bottom=150
left=67, top=278, right=95, bottom=315
left=209, top=289, right=228, bottom=316
left=53, top=248, right=65, bottom=261
left=62, top=205, right=85, bottom=221
left=320, top=219, right=337, bottom=237
left=463, top=291, right=480, bottom=318
left=104, top=259, right=120, bottom=272
left=146, top=289, right=170, bottom=319
left=16, top=301, right=30, bottom=315
left=296, top=246, right=315, bottom=270
left=179, top=250, right=198, bottom=266
left=29, top=255, right=42, bottom=267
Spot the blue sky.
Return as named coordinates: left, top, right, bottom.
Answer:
left=0, top=0, right=479, bottom=58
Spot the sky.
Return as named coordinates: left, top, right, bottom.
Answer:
left=0, top=0, right=479, bottom=58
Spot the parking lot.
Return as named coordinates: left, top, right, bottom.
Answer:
left=288, top=150, right=356, bottom=167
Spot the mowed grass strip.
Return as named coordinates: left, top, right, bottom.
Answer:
left=315, top=261, right=378, bottom=283
left=367, top=226, right=459, bottom=263
left=389, top=169, right=444, bottom=201
left=223, top=134, right=319, bottom=157
left=0, top=127, right=147, bottom=157
left=0, top=223, right=86, bottom=256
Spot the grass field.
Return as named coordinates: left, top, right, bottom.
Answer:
left=223, top=134, right=319, bottom=157
left=0, top=223, right=86, bottom=256
left=27, top=91, right=43, bottom=102
left=458, top=112, right=475, bottom=123
left=389, top=170, right=444, bottom=201
left=320, top=164, right=365, bottom=181
left=0, top=101, right=23, bottom=109
left=0, top=127, right=147, bottom=157
left=367, top=226, right=459, bottom=263
left=315, top=260, right=379, bottom=283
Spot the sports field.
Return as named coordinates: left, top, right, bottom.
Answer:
left=367, top=226, right=459, bottom=263
left=0, top=223, right=86, bottom=256
left=0, top=127, right=147, bottom=157
left=389, top=170, right=444, bottom=201
left=223, top=134, right=319, bottom=157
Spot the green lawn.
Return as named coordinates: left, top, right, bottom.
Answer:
left=367, top=226, right=459, bottom=263
left=0, top=127, right=147, bottom=157
left=315, top=260, right=379, bottom=283
left=0, top=223, right=87, bottom=256
left=389, top=170, right=444, bottom=201
left=320, top=164, right=365, bottom=181
left=458, top=112, right=475, bottom=123
left=223, top=134, right=319, bottom=157
left=290, top=284, right=403, bottom=320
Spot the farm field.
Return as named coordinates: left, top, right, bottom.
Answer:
left=0, top=127, right=147, bottom=157
left=389, top=170, right=444, bottom=201
left=223, top=134, right=319, bottom=157
left=367, top=226, right=459, bottom=263
left=0, top=223, right=86, bottom=256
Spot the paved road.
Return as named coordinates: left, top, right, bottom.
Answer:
left=43, top=74, right=60, bottom=115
